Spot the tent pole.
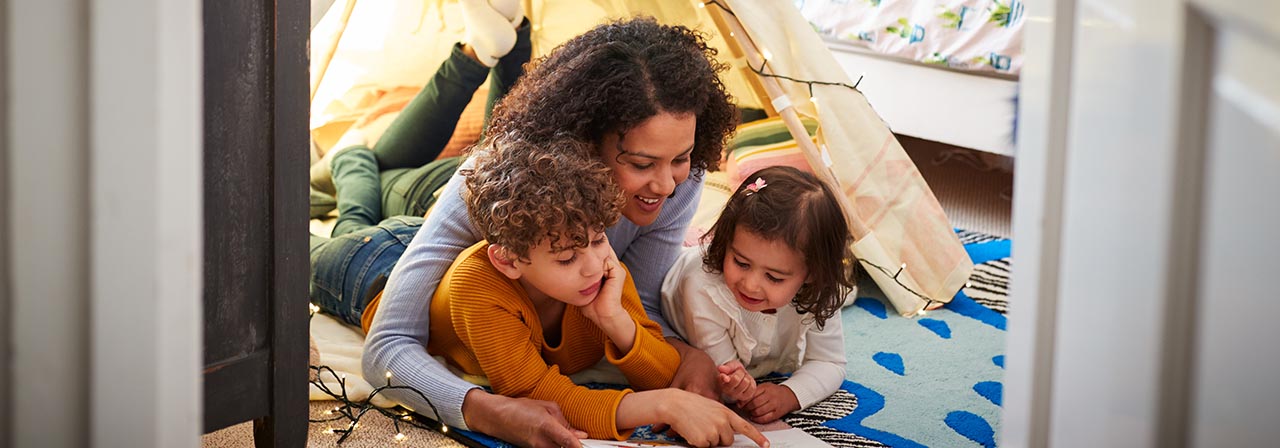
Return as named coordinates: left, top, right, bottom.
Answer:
left=708, top=1, right=872, bottom=239
left=701, top=4, right=777, bottom=117
left=310, top=0, right=358, bottom=103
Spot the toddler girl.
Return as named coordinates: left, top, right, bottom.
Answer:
left=661, top=165, right=856, bottom=423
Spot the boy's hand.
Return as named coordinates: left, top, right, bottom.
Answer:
left=654, top=389, right=770, bottom=448
left=582, top=251, right=637, bottom=353
left=582, top=252, right=627, bottom=324
left=740, top=383, right=800, bottom=424
left=717, top=361, right=756, bottom=404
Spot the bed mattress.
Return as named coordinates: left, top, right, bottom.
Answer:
left=797, top=0, right=1025, bottom=75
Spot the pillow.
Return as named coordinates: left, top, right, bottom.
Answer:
left=725, top=116, right=820, bottom=189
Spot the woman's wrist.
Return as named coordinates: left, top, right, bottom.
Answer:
left=460, top=388, right=498, bottom=433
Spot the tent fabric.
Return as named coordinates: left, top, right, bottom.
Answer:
left=723, top=0, right=972, bottom=314
left=309, top=0, right=970, bottom=316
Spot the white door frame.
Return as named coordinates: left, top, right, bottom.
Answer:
left=88, top=0, right=204, bottom=446
left=1003, top=0, right=1076, bottom=444
left=1007, top=0, right=1278, bottom=446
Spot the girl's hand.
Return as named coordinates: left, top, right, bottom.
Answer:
left=740, top=383, right=800, bottom=424
left=717, top=361, right=756, bottom=404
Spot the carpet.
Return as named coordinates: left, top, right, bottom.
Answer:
left=448, top=229, right=1012, bottom=448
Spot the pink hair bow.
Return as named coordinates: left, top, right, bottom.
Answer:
left=744, top=177, right=767, bottom=195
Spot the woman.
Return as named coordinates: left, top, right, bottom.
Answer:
left=329, top=14, right=747, bottom=447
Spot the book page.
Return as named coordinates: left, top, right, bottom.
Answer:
left=580, top=428, right=831, bottom=448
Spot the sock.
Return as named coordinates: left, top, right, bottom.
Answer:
left=459, top=0, right=516, bottom=67
left=487, top=0, right=523, bottom=27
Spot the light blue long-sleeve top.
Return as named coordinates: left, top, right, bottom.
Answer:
left=362, top=158, right=704, bottom=429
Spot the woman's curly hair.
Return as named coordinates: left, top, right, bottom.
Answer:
left=701, top=166, right=857, bottom=329
left=463, top=137, right=626, bottom=261
left=484, top=16, right=736, bottom=174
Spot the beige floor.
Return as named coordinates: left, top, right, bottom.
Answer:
left=202, top=401, right=466, bottom=448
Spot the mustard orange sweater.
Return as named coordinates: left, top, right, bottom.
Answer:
left=426, top=242, right=680, bottom=440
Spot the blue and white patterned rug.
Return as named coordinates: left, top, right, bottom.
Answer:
left=804, top=229, right=1009, bottom=448
left=456, top=229, right=1011, bottom=448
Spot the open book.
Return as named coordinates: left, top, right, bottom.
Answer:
left=580, top=428, right=831, bottom=448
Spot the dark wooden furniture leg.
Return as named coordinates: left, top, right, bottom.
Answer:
left=201, top=0, right=308, bottom=446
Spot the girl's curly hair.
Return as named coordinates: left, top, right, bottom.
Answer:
left=463, top=137, right=626, bottom=261
left=701, top=166, right=857, bottom=329
left=484, top=16, right=736, bottom=174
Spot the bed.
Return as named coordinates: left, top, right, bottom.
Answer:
left=796, top=0, right=1023, bottom=156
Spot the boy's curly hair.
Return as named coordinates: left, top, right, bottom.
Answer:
left=463, top=137, right=626, bottom=261
left=702, top=166, right=857, bottom=329
left=484, top=17, right=736, bottom=175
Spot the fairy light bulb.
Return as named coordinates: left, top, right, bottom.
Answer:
left=761, top=49, right=773, bottom=62
left=385, top=371, right=393, bottom=379
left=442, top=425, right=449, bottom=434
left=394, top=433, right=407, bottom=442
left=309, top=303, right=320, bottom=314
left=698, top=2, right=705, bottom=8
left=900, top=262, right=908, bottom=271
left=917, top=308, right=927, bottom=316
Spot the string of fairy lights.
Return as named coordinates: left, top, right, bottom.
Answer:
left=307, top=304, right=447, bottom=444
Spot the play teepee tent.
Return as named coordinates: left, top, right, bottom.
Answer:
left=309, top=0, right=972, bottom=315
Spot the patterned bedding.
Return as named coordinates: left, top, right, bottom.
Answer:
left=796, top=0, right=1025, bottom=75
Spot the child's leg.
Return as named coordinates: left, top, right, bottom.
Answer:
left=309, top=216, right=422, bottom=327
left=371, top=43, right=491, bottom=171
left=482, top=18, right=532, bottom=132
left=329, top=148, right=383, bottom=238
left=379, top=156, right=464, bottom=218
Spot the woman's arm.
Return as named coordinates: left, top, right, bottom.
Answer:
left=780, top=310, right=848, bottom=410
left=362, top=166, right=483, bottom=428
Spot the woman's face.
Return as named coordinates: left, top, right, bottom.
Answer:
left=599, top=111, right=698, bottom=227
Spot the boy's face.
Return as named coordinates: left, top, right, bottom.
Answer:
left=509, top=231, right=614, bottom=307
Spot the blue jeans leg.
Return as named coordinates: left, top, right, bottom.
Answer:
left=330, top=149, right=383, bottom=238
left=309, top=216, right=424, bottom=327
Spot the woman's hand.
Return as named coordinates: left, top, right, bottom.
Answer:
left=462, top=390, right=587, bottom=448
left=717, top=361, right=756, bottom=404
left=581, top=251, right=637, bottom=352
left=740, top=383, right=800, bottom=424
left=667, top=339, right=720, bottom=400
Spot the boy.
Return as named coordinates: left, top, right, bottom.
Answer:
left=419, top=137, right=765, bottom=445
